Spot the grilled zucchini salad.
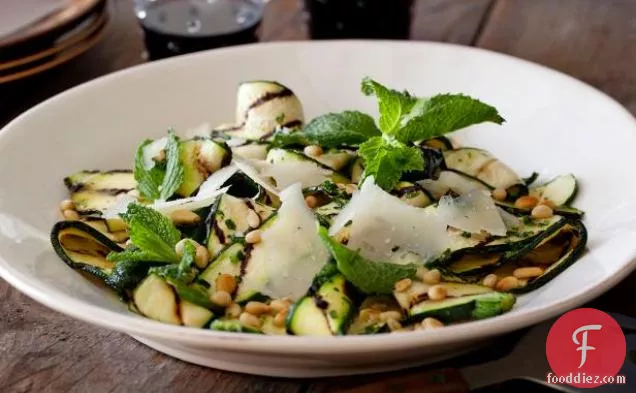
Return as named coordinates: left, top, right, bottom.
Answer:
left=51, top=78, right=587, bottom=335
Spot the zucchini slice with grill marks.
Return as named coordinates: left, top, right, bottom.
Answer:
left=419, top=169, right=491, bottom=200
left=528, top=174, right=578, bottom=206
left=220, top=81, right=305, bottom=141
left=266, top=148, right=350, bottom=185
left=64, top=170, right=136, bottom=215
left=443, top=148, right=525, bottom=196
left=132, top=274, right=181, bottom=325
left=51, top=220, right=123, bottom=281
left=180, top=300, right=215, bottom=328
left=177, top=138, right=232, bottom=197
left=287, top=274, right=354, bottom=336
left=504, top=220, right=588, bottom=293
left=313, top=149, right=356, bottom=171
left=408, top=291, right=515, bottom=323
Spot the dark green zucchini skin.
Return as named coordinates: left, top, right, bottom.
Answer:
left=51, top=220, right=123, bottom=281
left=51, top=220, right=160, bottom=299
left=511, top=220, right=588, bottom=293
left=496, top=200, right=585, bottom=219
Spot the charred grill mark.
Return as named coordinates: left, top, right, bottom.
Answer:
left=247, top=88, right=293, bottom=112
left=213, top=221, right=226, bottom=245
left=474, top=158, right=497, bottom=177
left=76, top=209, right=103, bottom=216
left=281, top=119, right=302, bottom=129
left=239, top=244, right=254, bottom=276
left=314, top=295, right=329, bottom=310
left=105, top=169, right=133, bottom=174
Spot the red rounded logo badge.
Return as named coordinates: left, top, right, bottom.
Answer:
left=546, top=308, right=626, bottom=388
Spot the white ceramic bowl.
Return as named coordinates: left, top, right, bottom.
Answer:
left=1, top=41, right=636, bottom=378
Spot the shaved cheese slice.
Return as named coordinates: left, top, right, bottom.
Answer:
left=196, top=164, right=238, bottom=196
left=498, top=207, right=521, bottom=230
left=226, top=137, right=247, bottom=147
left=141, top=137, right=167, bottom=170
left=101, top=194, right=139, bottom=219
left=437, top=189, right=507, bottom=236
left=150, top=187, right=229, bottom=214
left=260, top=161, right=330, bottom=189
left=239, top=183, right=330, bottom=301
left=330, top=177, right=450, bottom=263
left=232, top=144, right=268, bottom=160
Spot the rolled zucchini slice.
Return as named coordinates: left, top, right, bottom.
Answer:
left=408, top=291, right=515, bottom=323
left=51, top=220, right=123, bottom=281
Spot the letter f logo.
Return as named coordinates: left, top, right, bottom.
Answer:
left=572, top=324, right=602, bottom=368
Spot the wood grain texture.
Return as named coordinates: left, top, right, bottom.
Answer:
left=477, top=0, right=636, bottom=114
left=2, top=0, right=636, bottom=392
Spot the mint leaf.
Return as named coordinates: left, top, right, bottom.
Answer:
left=270, top=127, right=311, bottom=148
left=358, top=135, right=424, bottom=190
left=159, top=129, right=184, bottom=200
left=177, top=241, right=196, bottom=277
left=361, top=78, right=417, bottom=134
left=318, top=227, right=416, bottom=294
left=396, top=94, right=505, bottom=143
left=302, top=111, right=381, bottom=147
left=134, top=140, right=164, bottom=200
left=107, top=247, right=161, bottom=263
left=109, top=204, right=180, bottom=263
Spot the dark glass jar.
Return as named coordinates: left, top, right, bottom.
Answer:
left=134, top=0, right=267, bottom=60
left=304, top=0, right=414, bottom=40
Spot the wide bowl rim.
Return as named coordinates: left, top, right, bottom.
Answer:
left=1, top=40, right=635, bottom=354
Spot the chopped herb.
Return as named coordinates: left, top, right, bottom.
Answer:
left=225, top=219, right=236, bottom=230
left=461, top=231, right=472, bottom=238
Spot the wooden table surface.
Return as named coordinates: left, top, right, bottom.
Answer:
left=2, top=0, right=636, bottom=392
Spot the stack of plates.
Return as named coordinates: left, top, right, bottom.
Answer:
left=0, top=0, right=108, bottom=84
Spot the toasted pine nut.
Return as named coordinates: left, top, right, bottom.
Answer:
left=492, top=188, right=507, bottom=201
left=210, top=290, right=232, bottom=307
left=169, top=209, right=201, bottom=225
left=386, top=318, right=402, bottom=332
left=513, top=266, right=544, bottom=279
left=482, top=273, right=499, bottom=289
left=394, top=278, right=412, bottom=292
left=427, top=285, right=447, bottom=301
left=62, top=209, right=79, bottom=220
left=303, top=145, right=323, bottom=157
left=422, top=269, right=441, bottom=285
left=245, top=229, right=262, bottom=244
left=415, top=267, right=429, bottom=281
left=514, top=195, right=538, bottom=209
left=539, top=199, right=557, bottom=209
left=304, top=195, right=318, bottom=209
left=244, top=301, right=270, bottom=315
left=239, top=312, right=261, bottom=329
left=380, top=311, right=402, bottom=322
left=216, top=274, right=237, bottom=294
left=269, top=299, right=291, bottom=313
left=496, top=276, right=519, bottom=291
left=246, top=209, right=261, bottom=228
left=531, top=204, right=554, bottom=219
left=226, top=303, right=242, bottom=318
left=421, top=317, right=444, bottom=329
left=59, top=199, right=75, bottom=211
left=274, top=309, right=288, bottom=327
left=194, top=245, right=210, bottom=269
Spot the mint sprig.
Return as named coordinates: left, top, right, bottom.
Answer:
left=318, top=226, right=416, bottom=294
left=133, top=129, right=184, bottom=201
left=107, top=204, right=180, bottom=263
left=358, top=135, right=424, bottom=190
left=361, top=77, right=418, bottom=134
